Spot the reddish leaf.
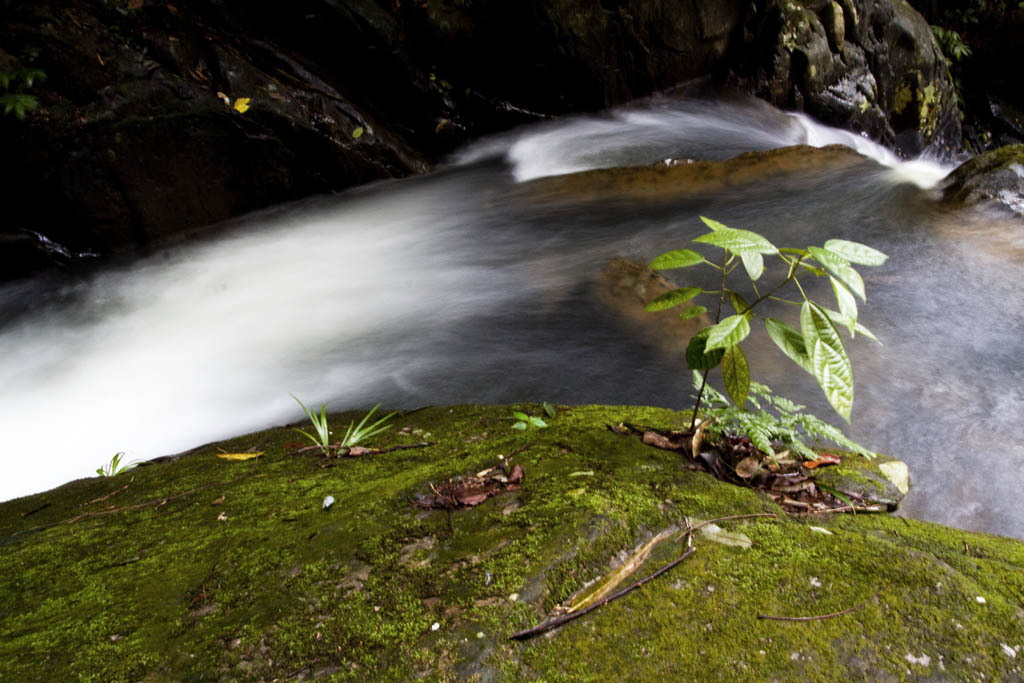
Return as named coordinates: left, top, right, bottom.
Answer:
left=804, top=453, right=842, bottom=469
left=508, top=464, right=524, bottom=484
left=456, top=492, right=489, bottom=507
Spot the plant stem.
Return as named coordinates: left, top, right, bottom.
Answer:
left=690, top=251, right=730, bottom=431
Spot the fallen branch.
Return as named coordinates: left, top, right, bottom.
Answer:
left=509, top=547, right=696, bottom=641
left=509, top=512, right=778, bottom=641
left=757, top=592, right=877, bottom=622
left=792, top=504, right=888, bottom=515
left=86, top=482, right=131, bottom=505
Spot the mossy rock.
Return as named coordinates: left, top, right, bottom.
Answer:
left=2, top=404, right=1023, bottom=680
left=811, top=452, right=909, bottom=511
left=942, top=144, right=1024, bottom=214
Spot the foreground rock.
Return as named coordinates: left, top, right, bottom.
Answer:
left=2, top=404, right=1021, bottom=680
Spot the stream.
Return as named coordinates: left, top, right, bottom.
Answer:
left=2, top=95, right=1022, bottom=539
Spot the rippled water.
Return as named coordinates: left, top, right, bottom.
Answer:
left=2, top=94, right=1021, bottom=539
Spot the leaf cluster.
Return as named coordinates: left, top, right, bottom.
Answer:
left=648, top=216, right=887, bottom=423
left=291, top=395, right=396, bottom=456
left=512, top=402, right=556, bottom=430
left=95, top=451, right=140, bottom=477
left=693, top=373, right=877, bottom=461
left=0, top=67, right=45, bottom=119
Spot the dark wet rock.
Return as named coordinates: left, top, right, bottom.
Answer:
left=941, top=144, right=1024, bottom=214
left=727, top=0, right=961, bottom=157
left=916, top=2, right=1024, bottom=152
left=0, top=0, right=962, bottom=280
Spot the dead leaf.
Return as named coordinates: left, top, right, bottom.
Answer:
left=215, top=452, right=262, bottom=461
left=346, top=446, right=371, bottom=457
left=735, top=456, right=760, bottom=479
left=233, top=97, right=251, bottom=114
left=456, top=492, right=487, bottom=507
left=508, top=464, right=524, bottom=484
left=216, top=512, right=228, bottom=522
left=211, top=495, right=225, bottom=506
left=642, top=431, right=685, bottom=450
left=804, top=453, right=842, bottom=469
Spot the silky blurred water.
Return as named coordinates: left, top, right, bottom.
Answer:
left=3, top=94, right=1022, bottom=539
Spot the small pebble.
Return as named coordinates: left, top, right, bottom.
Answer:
left=431, top=622, right=440, bottom=631
left=322, top=495, right=335, bottom=510
left=508, top=593, right=519, bottom=602
left=476, top=632, right=485, bottom=639
left=976, top=596, right=987, bottom=604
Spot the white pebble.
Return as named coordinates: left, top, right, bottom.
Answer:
left=1001, top=643, right=1017, bottom=658
left=431, top=622, right=440, bottom=631
left=976, top=596, right=987, bottom=604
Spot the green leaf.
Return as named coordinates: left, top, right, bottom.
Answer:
left=686, top=328, right=725, bottom=370
left=678, top=305, right=707, bottom=320
left=644, top=286, right=702, bottom=311
left=801, top=301, right=854, bottom=421
left=824, top=239, right=888, bottom=266
left=765, top=318, right=812, bottom=374
left=512, top=421, right=527, bottom=431
left=830, top=275, right=858, bottom=335
left=512, top=411, right=529, bottom=421
left=543, top=401, right=556, bottom=418
left=529, top=416, right=548, bottom=428
left=728, top=290, right=751, bottom=316
left=807, top=246, right=866, bottom=301
left=821, top=307, right=882, bottom=344
left=721, top=345, right=750, bottom=408
left=738, top=250, right=765, bottom=281
left=352, top=126, right=365, bottom=139
left=650, top=249, right=704, bottom=270
left=694, top=227, right=778, bottom=256
left=704, top=315, right=751, bottom=352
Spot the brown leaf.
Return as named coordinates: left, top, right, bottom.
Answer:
left=347, top=446, right=371, bottom=457
left=735, top=456, right=761, bottom=479
left=211, top=495, right=225, bottom=506
left=642, top=431, right=685, bottom=450
left=508, top=464, right=524, bottom=484
left=216, top=512, right=229, bottom=522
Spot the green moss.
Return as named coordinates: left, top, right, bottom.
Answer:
left=1, top=404, right=1022, bottom=680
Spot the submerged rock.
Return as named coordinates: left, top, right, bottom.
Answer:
left=1, top=404, right=1021, bottom=680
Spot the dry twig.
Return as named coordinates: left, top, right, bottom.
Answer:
left=757, top=592, right=877, bottom=622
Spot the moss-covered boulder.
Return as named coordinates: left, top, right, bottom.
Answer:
left=942, top=143, right=1024, bottom=214
left=2, top=404, right=1022, bottom=680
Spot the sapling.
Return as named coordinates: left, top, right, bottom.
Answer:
left=648, top=216, right=887, bottom=456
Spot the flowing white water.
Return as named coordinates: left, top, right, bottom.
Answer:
left=6, top=95, right=1022, bottom=539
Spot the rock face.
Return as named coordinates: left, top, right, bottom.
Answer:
left=1, top=404, right=1021, bottom=680
left=941, top=143, right=1024, bottom=214
left=915, top=1, right=1024, bottom=152
left=727, top=0, right=961, bottom=156
left=0, top=0, right=959, bottom=277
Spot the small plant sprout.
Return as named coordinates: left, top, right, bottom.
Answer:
left=291, top=394, right=333, bottom=456
left=96, top=452, right=140, bottom=477
left=512, top=404, right=553, bottom=431
left=339, top=403, right=396, bottom=448
left=649, top=216, right=887, bottom=458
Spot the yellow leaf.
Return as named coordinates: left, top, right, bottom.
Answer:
left=233, top=97, right=251, bottom=113
left=215, top=451, right=263, bottom=461
left=352, top=126, right=364, bottom=139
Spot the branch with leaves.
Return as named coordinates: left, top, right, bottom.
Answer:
left=648, top=216, right=887, bottom=432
